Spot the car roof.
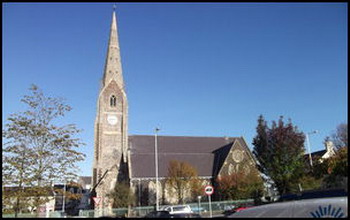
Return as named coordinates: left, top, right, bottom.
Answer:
left=278, top=188, right=348, bottom=202
left=229, top=196, right=347, bottom=218
left=165, top=205, right=189, bottom=208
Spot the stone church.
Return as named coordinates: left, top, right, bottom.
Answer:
left=92, top=9, right=259, bottom=209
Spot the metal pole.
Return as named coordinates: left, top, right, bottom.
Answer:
left=62, top=181, right=66, bottom=214
left=298, top=183, right=303, bottom=192
left=208, top=195, right=212, bottom=218
left=138, top=179, right=141, bottom=216
left=306, top=133, right=313, bottom=167
left=138, top=179, right=141, bottom=207
left=306, top=130, right=318, bottom=167
left=155, top=128, right=160, bottom=211
left=102, top=197, right=104, bottom=217
left=197, top=196, right=201, bottom=216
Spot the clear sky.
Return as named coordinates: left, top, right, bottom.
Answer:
left=3, top=3, right=348, bottom=177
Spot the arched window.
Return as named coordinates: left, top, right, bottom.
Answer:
left=110, top=95, right=117, bottom=107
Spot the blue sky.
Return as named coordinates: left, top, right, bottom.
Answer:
left=3, top=3, right=348, bottom=177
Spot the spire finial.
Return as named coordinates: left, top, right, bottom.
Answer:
left=113, top=4, right=116, bottom=12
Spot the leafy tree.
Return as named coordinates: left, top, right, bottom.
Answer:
left=309, top=124, right=348, bottom=190
left=252, top=115, right=306, bottom=195
left=167, top=160, right=201, bottom=204
left=330, top=123, right=348, bottom=150
left=107, top=181, right=135, bottom=208
left=190, top=177, right=204, bottom=202
left=2, top=143, right=33, bottom=216
left=2, top=84, right=86, bottom=215
left=216, top=162, right=264, bottom=201
left=327, top=146, right=348, bottom=177
left=322, top=146, right=348, bottom=189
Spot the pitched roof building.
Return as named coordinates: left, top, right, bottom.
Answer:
left=129, top=135, right=256, bottom=179
left=78, top=176, right=92, bottom=190
left=128, top=135, right=258, bottom=205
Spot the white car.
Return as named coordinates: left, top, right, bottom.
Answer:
left=228, top=196, right=347, bottom=218
left=161, top=205, right=193, bottom=214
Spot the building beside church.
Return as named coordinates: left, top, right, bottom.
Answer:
left=92, top=9, right=259, bottom=208
left=129, top=135, right=258, bottom=205
left=304, top=140, right=336, bottom=166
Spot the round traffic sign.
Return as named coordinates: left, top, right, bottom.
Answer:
left=204, top=185, right=214, bottom=195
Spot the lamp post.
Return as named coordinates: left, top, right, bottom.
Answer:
left=154, top=127, right=160, bottom=211
left=62, top=181, right=66, bottom=214
left=197, top=196, right=202, bottom=215
left=306, top=130, right=318, bottom=167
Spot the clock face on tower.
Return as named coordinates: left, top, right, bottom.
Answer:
left=107, top=115, right=118, bottom=125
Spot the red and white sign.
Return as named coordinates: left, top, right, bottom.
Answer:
left=93, top=197, right=102, bottom=206
left=204, top=185, right=214, bottom=196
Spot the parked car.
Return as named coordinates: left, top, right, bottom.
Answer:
left=144, top=209, right=201, bottom=218
left=227, top=196, right=348, bottom=218
left=161, top=205, right=193, bottom=215
left=191, top=206, right=206, bottom=214
left=172, top=213, right=201, bottom=218
left=223, top=203, right=254, bottom=216
left=144, top=210, right=172, bottom=218
left=223, top=209, right=236, bottom=217
left=234, top=206, right=255, bottom=212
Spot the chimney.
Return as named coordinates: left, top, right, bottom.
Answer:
left=325, top=140, right=334, bottom=153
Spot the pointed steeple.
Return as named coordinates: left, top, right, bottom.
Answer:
left=102, top=7, right=124, bottom=89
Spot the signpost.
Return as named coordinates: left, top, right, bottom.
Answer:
left=38, top=205, right=46, bottom=217
left=204, top=185, right=214, bottom=218
left=93, top=197, right=102, bottom=217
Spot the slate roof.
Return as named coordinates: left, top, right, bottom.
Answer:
left=79, top=176, right=92, bottom=185
left=129, top=135, right=245, bottom=179
left=3, top=184, right=81, bottom=196
left=310, top=150, right=327, bottom=158
left=3, top=186, right=57, bottom=196
left=303, top=149, right=327, bottom=161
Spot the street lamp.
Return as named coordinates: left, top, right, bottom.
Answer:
left=154, top=127, right=160, bottom=211
left=306, top=130, right=318, bottom=167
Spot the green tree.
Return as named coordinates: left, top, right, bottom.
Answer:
left=2, top=84, right=86, bottom=216
left=2, top=143, right=33, bottom=216
left=167, top=160, right=201, bottom=204
left=107, top=181, right=135, bottom=209
left=309, top=124, right=348, bottom=190
left=322, top=146, right=348, bottom=189
left=252, top=115, right=306, bottom=195
left=296, top=175, right=323, bottom=192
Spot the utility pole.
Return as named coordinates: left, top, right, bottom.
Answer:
left=62, top=181, right=66, bottom=214
left=306, top=130, right=318, bottom=167
left=154, top=127, right=160, bottom=211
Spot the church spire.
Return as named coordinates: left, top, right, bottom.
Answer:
left=102, top=6, right=124, bottom=88
left=93, top=6, right=129, bottom=207
left=109, top=7, right=118, bottom=46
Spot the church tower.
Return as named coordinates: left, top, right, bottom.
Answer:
left=92, top=8, right=128, bottom=208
